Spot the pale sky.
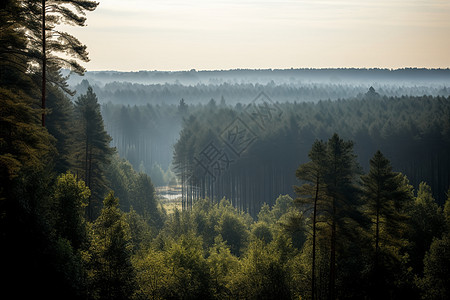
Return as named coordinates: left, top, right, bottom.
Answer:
left=63, top=0, right=450, bottom=71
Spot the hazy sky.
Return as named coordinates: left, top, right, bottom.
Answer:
left=64, top=0, right=450, bottom=71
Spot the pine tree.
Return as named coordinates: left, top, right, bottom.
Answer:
left=18, top=0, right=98, bottom=126
left=323, top=133, right=361, bottom=300
left=294, top=140, right=328, bottom=300
left=73, top=86, right=113, bottom=220
left=46, top=83, right=76, bottom=173
left=361, top=150, right=411, bottom=296
left=1, top=0, right=55, bottom=236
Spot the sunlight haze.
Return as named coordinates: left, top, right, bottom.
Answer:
left=65, top=0, right=450, bottom=71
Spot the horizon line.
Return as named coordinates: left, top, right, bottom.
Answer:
left=78, top=67, right=450, bottom=73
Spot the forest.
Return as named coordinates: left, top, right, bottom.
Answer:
left=1, top=0, right=450, bottom=300
left=71, top=70, right=450, bottom=106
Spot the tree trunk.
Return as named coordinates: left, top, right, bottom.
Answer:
left=329, top=198, right=336, bottom=300
left=41, top=0, right=46, bottom=127
left=312, top=175, right=319, bottom=300
left=88, top=147, right=93, bottom=220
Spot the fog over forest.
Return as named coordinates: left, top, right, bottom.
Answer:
left=67, top=69, right=450, bottom=208
left=3, top=0, right=450, bottom=299
left=68, top=68, right=450, bottom=105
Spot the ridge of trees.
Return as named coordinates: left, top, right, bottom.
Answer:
left=74, top=79, right=450, bottom=106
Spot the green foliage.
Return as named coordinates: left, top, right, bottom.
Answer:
left=52, top=172, right=90, bottom=250
left=105, top=154, right=136, bottom=211
left=294, top=139, right=328, bottom=299
left=106, top=154, right=164, bottom=229
left=361, top=151, right=412, bottom=277
left=0, top=87, right=55, bottom=181
left=23, top=0, right=99, bottom=75
left=125, top=208, right=154, bottom=253
left=132, top=248, right=168, bottom=300
left=163, top=233, right=213, bottom=299
left=272, top=194, right=295, bottom=220
left=252, top=221, right=273, bottom=244
left=230, top=239, right=293, bottom=300
left=73, top=86, right=114, bottom=219
left=407, top=182, right=445, bottom=274
left=444, top=190, right=450, bottom=230
left=132, top=173, right=163, bottom=228
left=89, top=191, right=136, bottom=300
left=2, top=9, right=450, bottom=296
left=419, top=234, right=450, bottom=300
left=216, top=210, right=250, bottom=256
left=46, top=83, right=76, bottom=173
left=207, top=236, right=240, bottom=298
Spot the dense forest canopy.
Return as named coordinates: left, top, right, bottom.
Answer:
left=99, top=90, right=449, bottom=210
left=171, top=93, right=450, bottom=213
left=2, top=1, right=450, bottom=299
left=69, top=68, right=450, bottom=106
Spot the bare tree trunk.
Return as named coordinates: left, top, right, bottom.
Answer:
left=312, top=176, right=319, bottom=300
left=41, top=0, right=46, bottom=127
left=374, top=197, right=380, bottom=296
left=329, top=198, right=336, bottom=300
left=87, top=147, right=93, bottom=220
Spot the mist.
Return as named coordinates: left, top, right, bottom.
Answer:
left=4, top=0, right=450, bottom=298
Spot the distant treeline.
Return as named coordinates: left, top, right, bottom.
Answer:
left=172, top=91, right=450, bottom=215
left=101, top=91, right=450, bottom=206
left=68, top=68, right=450, bottom=86
left=77, top=78, right=450, bottom=106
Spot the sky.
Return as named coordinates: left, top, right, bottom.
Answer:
left=63, top=0, right=450, bottom=71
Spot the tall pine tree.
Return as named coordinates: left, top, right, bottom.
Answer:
left=73, top=86, right=113, bottom=220
left=19, top=0, right=99, bottom=126
left=324, top=133, right=361, bottom=300
left=361, top=150, right=411, bottom=297
left=294, top=140, right=328, bottom=300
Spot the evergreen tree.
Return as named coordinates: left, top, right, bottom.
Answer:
left=163, top=233, right=212, bottom=299
left=231, top=239, right=292, bottom=300
left=89, top=191, right=135, bottom=300
left=105, top=154, right=136, bottom=212
left=46, top=83, right=76, bottom=173
left=48, top=172, right=93, bottom=298
left=407, top=182, right=445, bottom=275
left=417, top=190, right=450, bottom=299
left=73, top=86, right=114, bottom=220
left=294, top=140, right=328, bottom=300
left=361, top=151, right=411, bottom=297
left=51, top=172, right=90, bottom=250
left=207, top=236, right=240, bottom=298
left=131, top=172, right=163, bottom=228
left=18, top=0, right=98, bottom=126
left=323, top=133, right=361, bottom=300
left=178, top=97, right=188, bottom=116
left=216, top=210, right=250, bottom=256
left=420, top=234, right=450, bottom=300
left=0, top=0, right=54, bottom=185
left=132, top=248, right=168, bottom=299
